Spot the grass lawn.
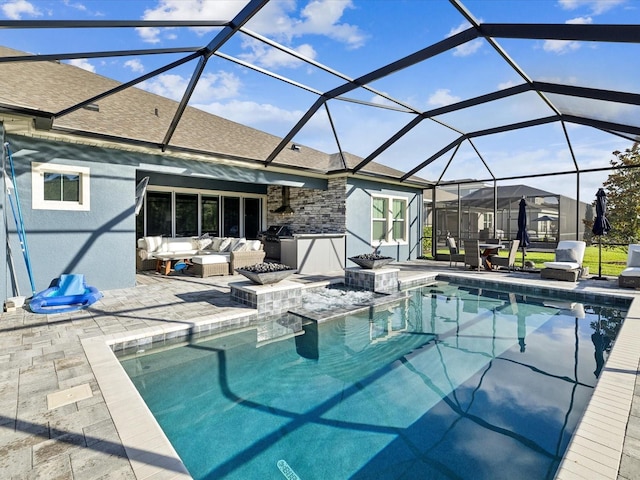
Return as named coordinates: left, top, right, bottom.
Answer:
left=433, top=245, right=629, bottom=277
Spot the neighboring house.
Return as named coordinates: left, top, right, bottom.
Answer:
left=434, top=184, right=588, bottom=246
left=0, top=46, right=427, bottom=302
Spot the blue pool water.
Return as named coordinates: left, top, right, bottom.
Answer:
left=119, top=282, right=627, bottom=480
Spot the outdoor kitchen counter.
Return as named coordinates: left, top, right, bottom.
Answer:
left=280, top=233, right=346, bottom=274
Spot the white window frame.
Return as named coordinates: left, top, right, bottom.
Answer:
left=31, top=162, right=90, bottom=211
left=371, top=194, right=408, bottom=245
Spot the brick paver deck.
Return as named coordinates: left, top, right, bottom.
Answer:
left=0, top=262, right=638, bottom=479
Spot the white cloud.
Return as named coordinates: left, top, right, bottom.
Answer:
left=137, top=0, right=367, bottom=67
left=124, top=59, right=145, bottom=73
left=238, top=38, right=317, bottom=69
left=542, top=39, right=581, bottom=54
left=1, top=0, right=41, bottom=19
left=498, top=80, right=518, bottom=90
left=62, top=0, right=86, bottom=12
left=140, top=71, right=241, bottom=103
left=135, top=26, right=163, bottom=44
left=428, top=89, right=461, bottom=107
left=138, top=0, right=241, bottom=42
left=543, top=14, right=593, bottom=53
left=566, top=15, right=593, bottom=24
left=67, top=58, right=96, bottom=73
left=194, top=99, right=304, bottom=128
left=295, top=0, right=366, bottom=49
left=558, top=0, right=626, bottom=15
left=447, top=20, right=484, bottom=57
left=453, top=39, right=483, bottom=57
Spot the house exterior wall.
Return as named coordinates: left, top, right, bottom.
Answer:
left=265, top=177, right=345, bottom=233
left=346, top=178, right=423, bottom=262
left=1, top=129, right=423, bottom=304
left=2, top=134, right=138, bottom=298
left=0, top=132, right=329, bottom=303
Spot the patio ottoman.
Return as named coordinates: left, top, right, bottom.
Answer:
left=619, top=267, right=640, bottom=288
left=191, top=252, right=231, bottom=277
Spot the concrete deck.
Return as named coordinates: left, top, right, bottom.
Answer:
left=1, top=260, right=639, bottom=479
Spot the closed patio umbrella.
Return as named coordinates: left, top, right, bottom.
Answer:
left=592, top=188, right=611, bottom=280
left=516, top=197, right=530, bottom=269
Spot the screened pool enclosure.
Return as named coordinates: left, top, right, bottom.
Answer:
left=1, top=0, right=639, bottom=255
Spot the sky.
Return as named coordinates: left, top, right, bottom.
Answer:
left=1, top=0, right=639, bottom=202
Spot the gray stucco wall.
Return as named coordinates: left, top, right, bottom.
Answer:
left=3, top=135, right=139, bottom=297
left=0, top=133, right=331, bottom=303
left=346, top=178, right=423, bottom=263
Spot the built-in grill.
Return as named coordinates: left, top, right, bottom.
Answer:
left=260, top=225, right=293, bottom=261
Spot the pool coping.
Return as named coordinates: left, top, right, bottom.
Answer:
left=81, top=272, right=639, bottom=480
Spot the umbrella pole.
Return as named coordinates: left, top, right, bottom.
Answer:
left=594, top=236, right=607, bottom=280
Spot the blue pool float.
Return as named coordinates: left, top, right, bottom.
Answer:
left=29, top=274, right=103, bottom=314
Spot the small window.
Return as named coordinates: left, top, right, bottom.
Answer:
left=371, top=195, right=407, bottom=244
left=32, top=162, right=90, bottom=211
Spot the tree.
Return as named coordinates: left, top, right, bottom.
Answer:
left=602, top=143, right=640, bottom=245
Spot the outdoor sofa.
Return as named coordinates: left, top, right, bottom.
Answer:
left=540, top=240, right=586, bottom=282
left=136, top=236, right=265, bottom=276
left=619, top=244, right=640, bottom=288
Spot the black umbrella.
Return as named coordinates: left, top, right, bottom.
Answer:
left=516, top=197, right=530, bottom=268
left=592, top=188, right=611, bottom=280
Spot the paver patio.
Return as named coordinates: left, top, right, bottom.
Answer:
left=1, top=261, right=639, bottom=479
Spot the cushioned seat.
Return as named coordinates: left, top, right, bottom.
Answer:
left=619, top=244, right=640, bottom=288
left=540, top=240, right=586, bottom=282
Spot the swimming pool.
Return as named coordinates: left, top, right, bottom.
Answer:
left=119, top=281, right=628, bottom=480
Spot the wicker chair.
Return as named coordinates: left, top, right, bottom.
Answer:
left=540, top=240, right=586, bottom=282
left=464, top=239, right=482, bottom=270
left=491, top=239, right=520, bottom=272
left=446, top=237, right=465, bottom=267
left=619, top=244, right=640, bottom=288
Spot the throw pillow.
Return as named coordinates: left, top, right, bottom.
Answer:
left=250, top=240, right=262, bottom=251
left=225, top=238, right=241, bottom=252
left=555, top=248, right=578, bottom=263
left=218, top=237, right=232, bottom=252
left=209, top=237, right=224, bottom=252
left=232, top=238, right=247, bottom=251
left=192, top=238, right=212, bottom=251
left=629, top=249, right=640, bottom=267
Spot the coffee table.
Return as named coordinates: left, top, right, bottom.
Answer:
left=154, top=253, right=192, bottom=275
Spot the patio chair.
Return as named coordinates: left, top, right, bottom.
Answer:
left=490, top=239, right=520, bottom=272
left=540, top=240, right=586, bottom=282
left=446, top=237, right=465, bottom=267
left=464, top=239, right=482, bottom=270
left=619, top=244, right=640, bottom=288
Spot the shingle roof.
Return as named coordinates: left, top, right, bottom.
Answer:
left=0, top=45, right=425, bottom=185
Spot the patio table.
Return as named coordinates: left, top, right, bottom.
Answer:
left=154, top=253, right=193, bottom=275
left=478, top=243, right=505, bottom=270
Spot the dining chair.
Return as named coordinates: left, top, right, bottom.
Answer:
left=491, top=239, right=520, bottom=271
left=464, top=239, right=482, bottom=270
left=446, top=237, right=465, bottom=267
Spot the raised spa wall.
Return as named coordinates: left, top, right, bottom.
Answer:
left=231, top=267, right=400, bottom=315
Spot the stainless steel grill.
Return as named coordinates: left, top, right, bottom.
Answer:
left=260, top=225, right=293, bottom=261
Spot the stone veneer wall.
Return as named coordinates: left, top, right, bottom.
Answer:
left=266, top=177, right=346, bottom=233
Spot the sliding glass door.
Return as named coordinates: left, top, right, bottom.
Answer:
left=138, top=189, right=263, bottom=239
